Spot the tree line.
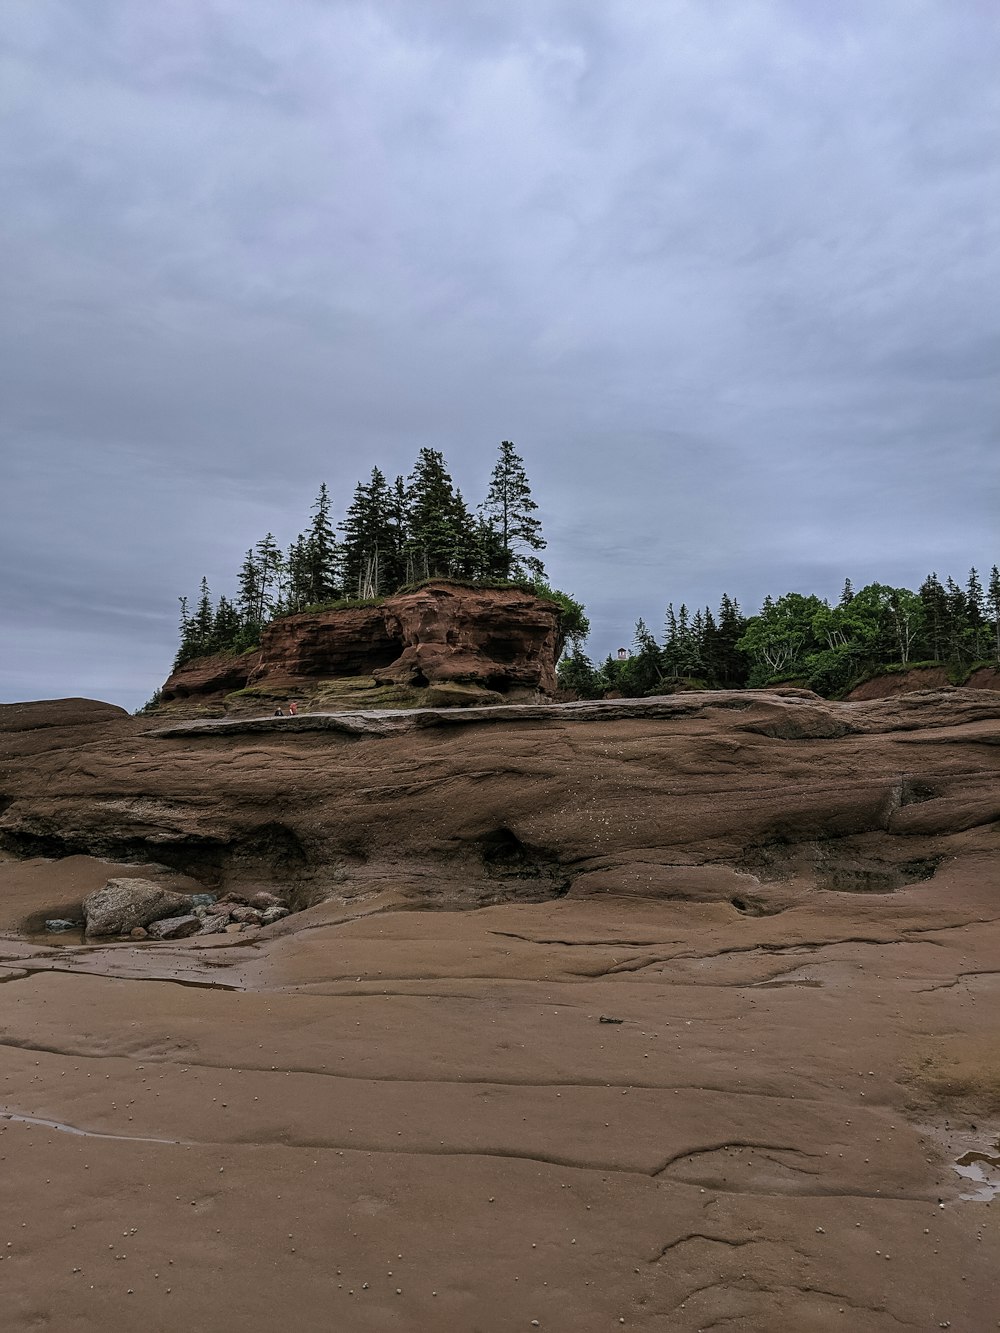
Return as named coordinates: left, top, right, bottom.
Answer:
left=175, top=441, right=548, bottom=666
left=559, top=566, right=1000, bottom=699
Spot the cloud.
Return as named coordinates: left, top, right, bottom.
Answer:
left=1, top=0, right=997, bottom=707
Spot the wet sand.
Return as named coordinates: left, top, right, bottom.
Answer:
left=2, top=851, right=999, bottom=1332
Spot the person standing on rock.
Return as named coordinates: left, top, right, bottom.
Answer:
left=273, top=707, right=283, bottom=717
left=288, top=701, right=298, bottom=716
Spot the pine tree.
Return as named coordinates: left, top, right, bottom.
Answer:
left=944, top=576, right=967, bottom=664
left=341, top=469, right=397, bottom=598
left=918, top=573, right=948, bottom=661
left=839, top=578, right=855, bottom=607
left=237, top=549, right=263, bottom=633
left=966, top=567, right=985, bottom=659
left=211, top=594, right=241, bottom=652
left=479, top=440, right=546, bottom=581
left=557, top=647, right=602, bottom=699
left=254, top=533, right=283, bottom=624
left=302, top=484, right=339, bottom=604
left=988, top=565, right=1000, bottom=660
left=716, top=594, right=749, bottom=687
left=194, top=577, right=214, bottom=652
left=406, top=448, right=465, bottom=579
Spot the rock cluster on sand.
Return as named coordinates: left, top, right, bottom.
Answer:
left=82, top=878, right=194, bottom=938
left=82, top=879, right=290, bottom=940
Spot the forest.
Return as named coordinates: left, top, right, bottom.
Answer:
left=174, top=441, right=573, bottom=667
left=559, top=567, right=1000, bottom=700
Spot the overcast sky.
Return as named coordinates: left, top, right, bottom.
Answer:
left=2, top=1, right=997, bottom=710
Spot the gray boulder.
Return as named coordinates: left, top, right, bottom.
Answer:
left=198, top=913, right=232, bottom=935
left=146, top=914, right=202, bottom=941
left=83, top=879, right=194, bottom=939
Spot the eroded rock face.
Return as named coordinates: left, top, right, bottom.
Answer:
left=159, top=581, right=563, bottom=707
left=252, top=607, right=401, bottom=684
left=82, top=879, right=194, bottom=938
left=158, top=651, right=261, bottom=702
left=374, top=583, right=561, bottom=695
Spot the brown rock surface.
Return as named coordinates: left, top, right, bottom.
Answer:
left=374, top=581, right=562, bottom=694
left=0, top=688, right=998, bottom=1330
left=159, top=580, right=564, bottom=708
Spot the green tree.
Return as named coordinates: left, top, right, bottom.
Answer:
left=619, top=619, right=665, bottom=696
left=301, top=484, right=340, bottom=604
left=918, top=573, right=949, bottom=661
left=479, top=440, right=546, bottom=581
left=966, top=567, right=986, bottom=659
left=341, top=468, right=397, bottom=598
left=557, top=647, right=602, bottom=698
left=405, top=448, right=466, bottom=579
left=737, top=593, right=825, bottom=685
left=988, top=565, right=1000, bottom=659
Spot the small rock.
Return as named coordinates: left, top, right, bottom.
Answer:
left=44, top=919, right=80, bottom=933
left=249, top=891, right=286, bottom=911
left=260, top=905, right=290, bottom=925
left=230, top=906, right=263, bottom=925
left=129, top=927, right=148, bottom=940
left=198, top=914, right=232, bottom=935
left=146, top=915, right=203, bottom=941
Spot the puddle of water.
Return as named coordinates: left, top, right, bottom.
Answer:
left=32, top=927, right=86, bottom=948
left=0, top=1110, right=186, bottom=1146
left=953, top=1140, right=1000, bottom=1201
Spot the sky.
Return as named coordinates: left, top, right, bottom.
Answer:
left=2, top=0, right=998, bottom=711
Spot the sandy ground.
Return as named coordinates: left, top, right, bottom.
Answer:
left=1, top=851, right=999, bottom=1332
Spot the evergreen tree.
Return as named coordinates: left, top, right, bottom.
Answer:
left=556, top=647, right=602, bottom=699
left=211, top=594, right=241, bottom=652
left=839, top=578, right=855, bottom=607
left=716, top=594, right=749, bottom=687
left=341, top=469, right=396, bottom=598
left=194, top=576, right=214, bottom=651
left=174, top=596, right=197, bottom=668
left=918, top=573, right=948, bottom=661
left=253, top=533, right=283, bottom=624
left=479, top=440, right=546, bottom=581
left=944, top=576, right=967, bottom=663
left=302, top=484, right=340, bottom=604
left=966, top=567, right=985, bottom=659
left=283, top=534, right=312, bottom=613
left=620, top=619, right=664, bottom=696
left=988, top=565, right=1000, bottom=659
left=405, top=448, right=465, bottom=579
left=237, top=548, right=263, bottom=633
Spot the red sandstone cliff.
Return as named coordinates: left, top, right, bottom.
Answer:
left=160, top=582, right=563, bottom=707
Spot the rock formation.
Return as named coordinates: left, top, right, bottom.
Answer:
left=159, top=580, right=563, bottom=709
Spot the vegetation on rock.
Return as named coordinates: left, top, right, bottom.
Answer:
left=175, top=441, right=581, bottom=668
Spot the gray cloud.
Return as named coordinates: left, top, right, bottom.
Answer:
left=2, top=0, right=998, bottom=708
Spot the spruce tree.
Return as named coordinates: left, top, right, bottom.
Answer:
left=405, top=448, right=465, bottom=579
left=988, top=565, right=1000, bottom=659
left=237, top=549, right=263, bottom=634
left=966, top=567, right=985, bottom=659
left=302, top=484, right=340, bottom=604
left=918, top=573, right=948, bottom=661
left=479, top=440, right=546, bottom=581
left=341, top=469, right=397, bottom=598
